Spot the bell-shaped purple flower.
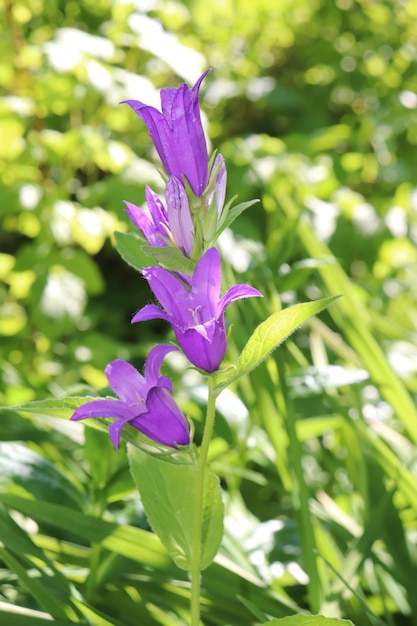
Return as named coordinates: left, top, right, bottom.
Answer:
left=123, top=70, right=210, bottom=197
left=70, top=345, right=190, bottom=449
left=131, top=248, right=263, bottom=373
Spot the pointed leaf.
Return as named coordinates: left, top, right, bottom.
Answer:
left=127, top=444, right=223, bottom=571
left=1, top=396, right=94, bottom=418
left=216, top=199, right=259, bottom=236
left=114, top=231, right=196, bottom=274
left=141, top=245, right=195, bottom=273
left=216, top=296, right=340, bottom=391
left=114, top=231, right=153, bottom=272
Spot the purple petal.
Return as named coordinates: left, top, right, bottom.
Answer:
left=131, top=303, right=169, bottom=324
left=123, top=100, right=172, bottom=171
left=157, top=375, right=174, bottom=392
left=165, top=77, right=209, bottom=195
left=174, top=322, right=227, bottom=373
left=166, top=176, right=194, bottom=256
left=109, top=416, right=134, bottom=449
left=144, top=344, right=178, bottom=385
left=71, top=398, right=136, bottom=422
left=145, top=185, right=168, bottom=227
left=123, top=200, right=149, bottom=232
left=192, top=248, right=221, bottom=316
left=141, top=266, right=188, bottom=321
left=219, top=284, right=263, bottom=315
left=124, top=200, right=166, bottom=247
left=159, top=87, right=176, bottom=122
left=123, top=71, right=210, bottom=196
left=104, top=359, right=149, bottom=404
left=131, top=387, right=190, bottom=447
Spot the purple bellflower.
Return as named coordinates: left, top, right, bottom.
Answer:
left=70, top=345, right=190, bottom=449
left=131, top=247, right=263, bottom=373
left=123, top=70, right=210, bottom=197
left=125, top=177, right=194, bottom=256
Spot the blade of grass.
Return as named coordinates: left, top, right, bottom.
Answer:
left=0, top=603, right=74, bottom=626
left=275, top=355, right=324, bottom=613
left=0, top=547, right=77, bottom=622
left=279, top=193, right=417, bottom=445
left=352, top=419, right=417, bottom=513
left=0, top=494, right=304, bottom=622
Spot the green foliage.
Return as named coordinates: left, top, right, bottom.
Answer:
left=128, top=444, right=224, bottom=571
left=115, top=231, right=196, bottom=274
left=1, top=0, right=417, bottom=624
left=215, top=296, right=340, bottom=392
left=263, top=618, right=354, bottom=626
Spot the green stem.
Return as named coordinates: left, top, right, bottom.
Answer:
left=190, top=376, right=217, bottom=626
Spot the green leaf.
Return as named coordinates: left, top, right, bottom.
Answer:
left=0, top=396, right=91, bottom=419
left=141, top=244, right=195, bottom=273
left=260, top=617, right=354, bottom=626
left=216, top=296, right=340, bottom=391
left=0, top=494, right=303, bottom=616
left=0, top=505, right=77, bottom=621
left=0, top=442, right=84, bottom=509
left=113, top=231, right=153, bottom=272
left=127, top=444, right=224, bottom=571
left=0, top=608, right=75, bottom=626
left=84, top=427, right=118, bottom=489
left=216, top=198, right=259, bottom=237
left=114, top=231, right=195, bottom=274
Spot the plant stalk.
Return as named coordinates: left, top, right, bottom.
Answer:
left=190, top=376, right=217, bottom=626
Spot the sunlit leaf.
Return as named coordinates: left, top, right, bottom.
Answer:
left=216, top=296, right=340, bottom=390
left=128, top=444, right=224, bottom=571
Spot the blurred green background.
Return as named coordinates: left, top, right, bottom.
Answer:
left=1, top=0, right=417, bottom=624
left=0, top=0, right=417, bottom=404
left=2, top=0, right=416, bottom=404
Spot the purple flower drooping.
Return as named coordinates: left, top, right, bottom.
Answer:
left=70, top=345, right=190, bottom=449
left=131, top=248, right=263, bottom=373
left=123, top=70, right=210, bottom=197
